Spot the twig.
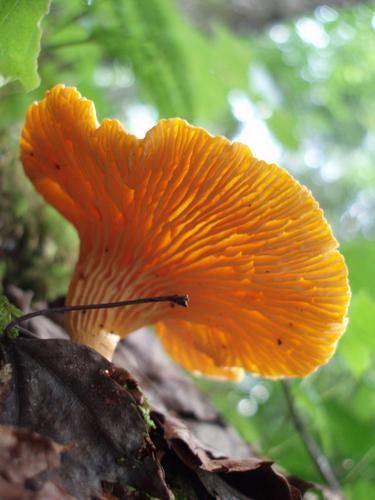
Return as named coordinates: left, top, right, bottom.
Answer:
left=281, top=380, right=341, bottom=492
left=3, top=294, right=189, bottom=337
left=16, top=325, right=39, bottom=338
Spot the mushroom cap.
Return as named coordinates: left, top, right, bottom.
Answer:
left=20, top=85, right=350, bottom=379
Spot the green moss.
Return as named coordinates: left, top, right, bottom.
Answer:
left=0, top=295, right=22, bottom=337
left=138, top=399, right=156, bottom=431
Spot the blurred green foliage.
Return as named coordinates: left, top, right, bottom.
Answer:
left=249, top=5, right=375, bottom=242
left=0, top=0, right=251, bottom=131
left=0, top=0, right=374, bottom=498
left=0, top=130, right=78, bottom=298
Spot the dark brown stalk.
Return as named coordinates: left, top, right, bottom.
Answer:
left=281, top=380, right=341, bottom=492
left=3, top=294, right=189, bottom=337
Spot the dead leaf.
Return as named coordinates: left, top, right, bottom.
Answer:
left=156, top=412, right=302, bottom=499
left=0, top=424, right=72, bottom=499
left=0, top=336, right=171, bottom=499
left=116, top=329, right=255, bottom=460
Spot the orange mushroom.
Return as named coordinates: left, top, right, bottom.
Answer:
left=20, top=85, right=350, bottom=380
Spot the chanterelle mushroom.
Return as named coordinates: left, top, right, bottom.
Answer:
left=20, top=85, right=350, bottom=380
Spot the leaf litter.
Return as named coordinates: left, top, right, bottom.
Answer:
left=0, top=286, right=315, bottom=499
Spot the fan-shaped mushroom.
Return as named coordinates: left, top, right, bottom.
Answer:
left=20, top=85, right=350, bottom=379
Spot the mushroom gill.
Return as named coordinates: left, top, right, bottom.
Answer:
left=20, top=85, right=350, bottom=379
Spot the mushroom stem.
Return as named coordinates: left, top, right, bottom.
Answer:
left=70, top=328, right=121, bottom=360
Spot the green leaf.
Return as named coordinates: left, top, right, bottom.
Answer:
left=0, top=0, right=51, bottom=91
left=338, top=291, right=375, bottom=376
left=321, top=399, right=375, bottom=463
left=345, top=481, right=375, bottom=500
left=342, top=241, right=375, bottom=300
